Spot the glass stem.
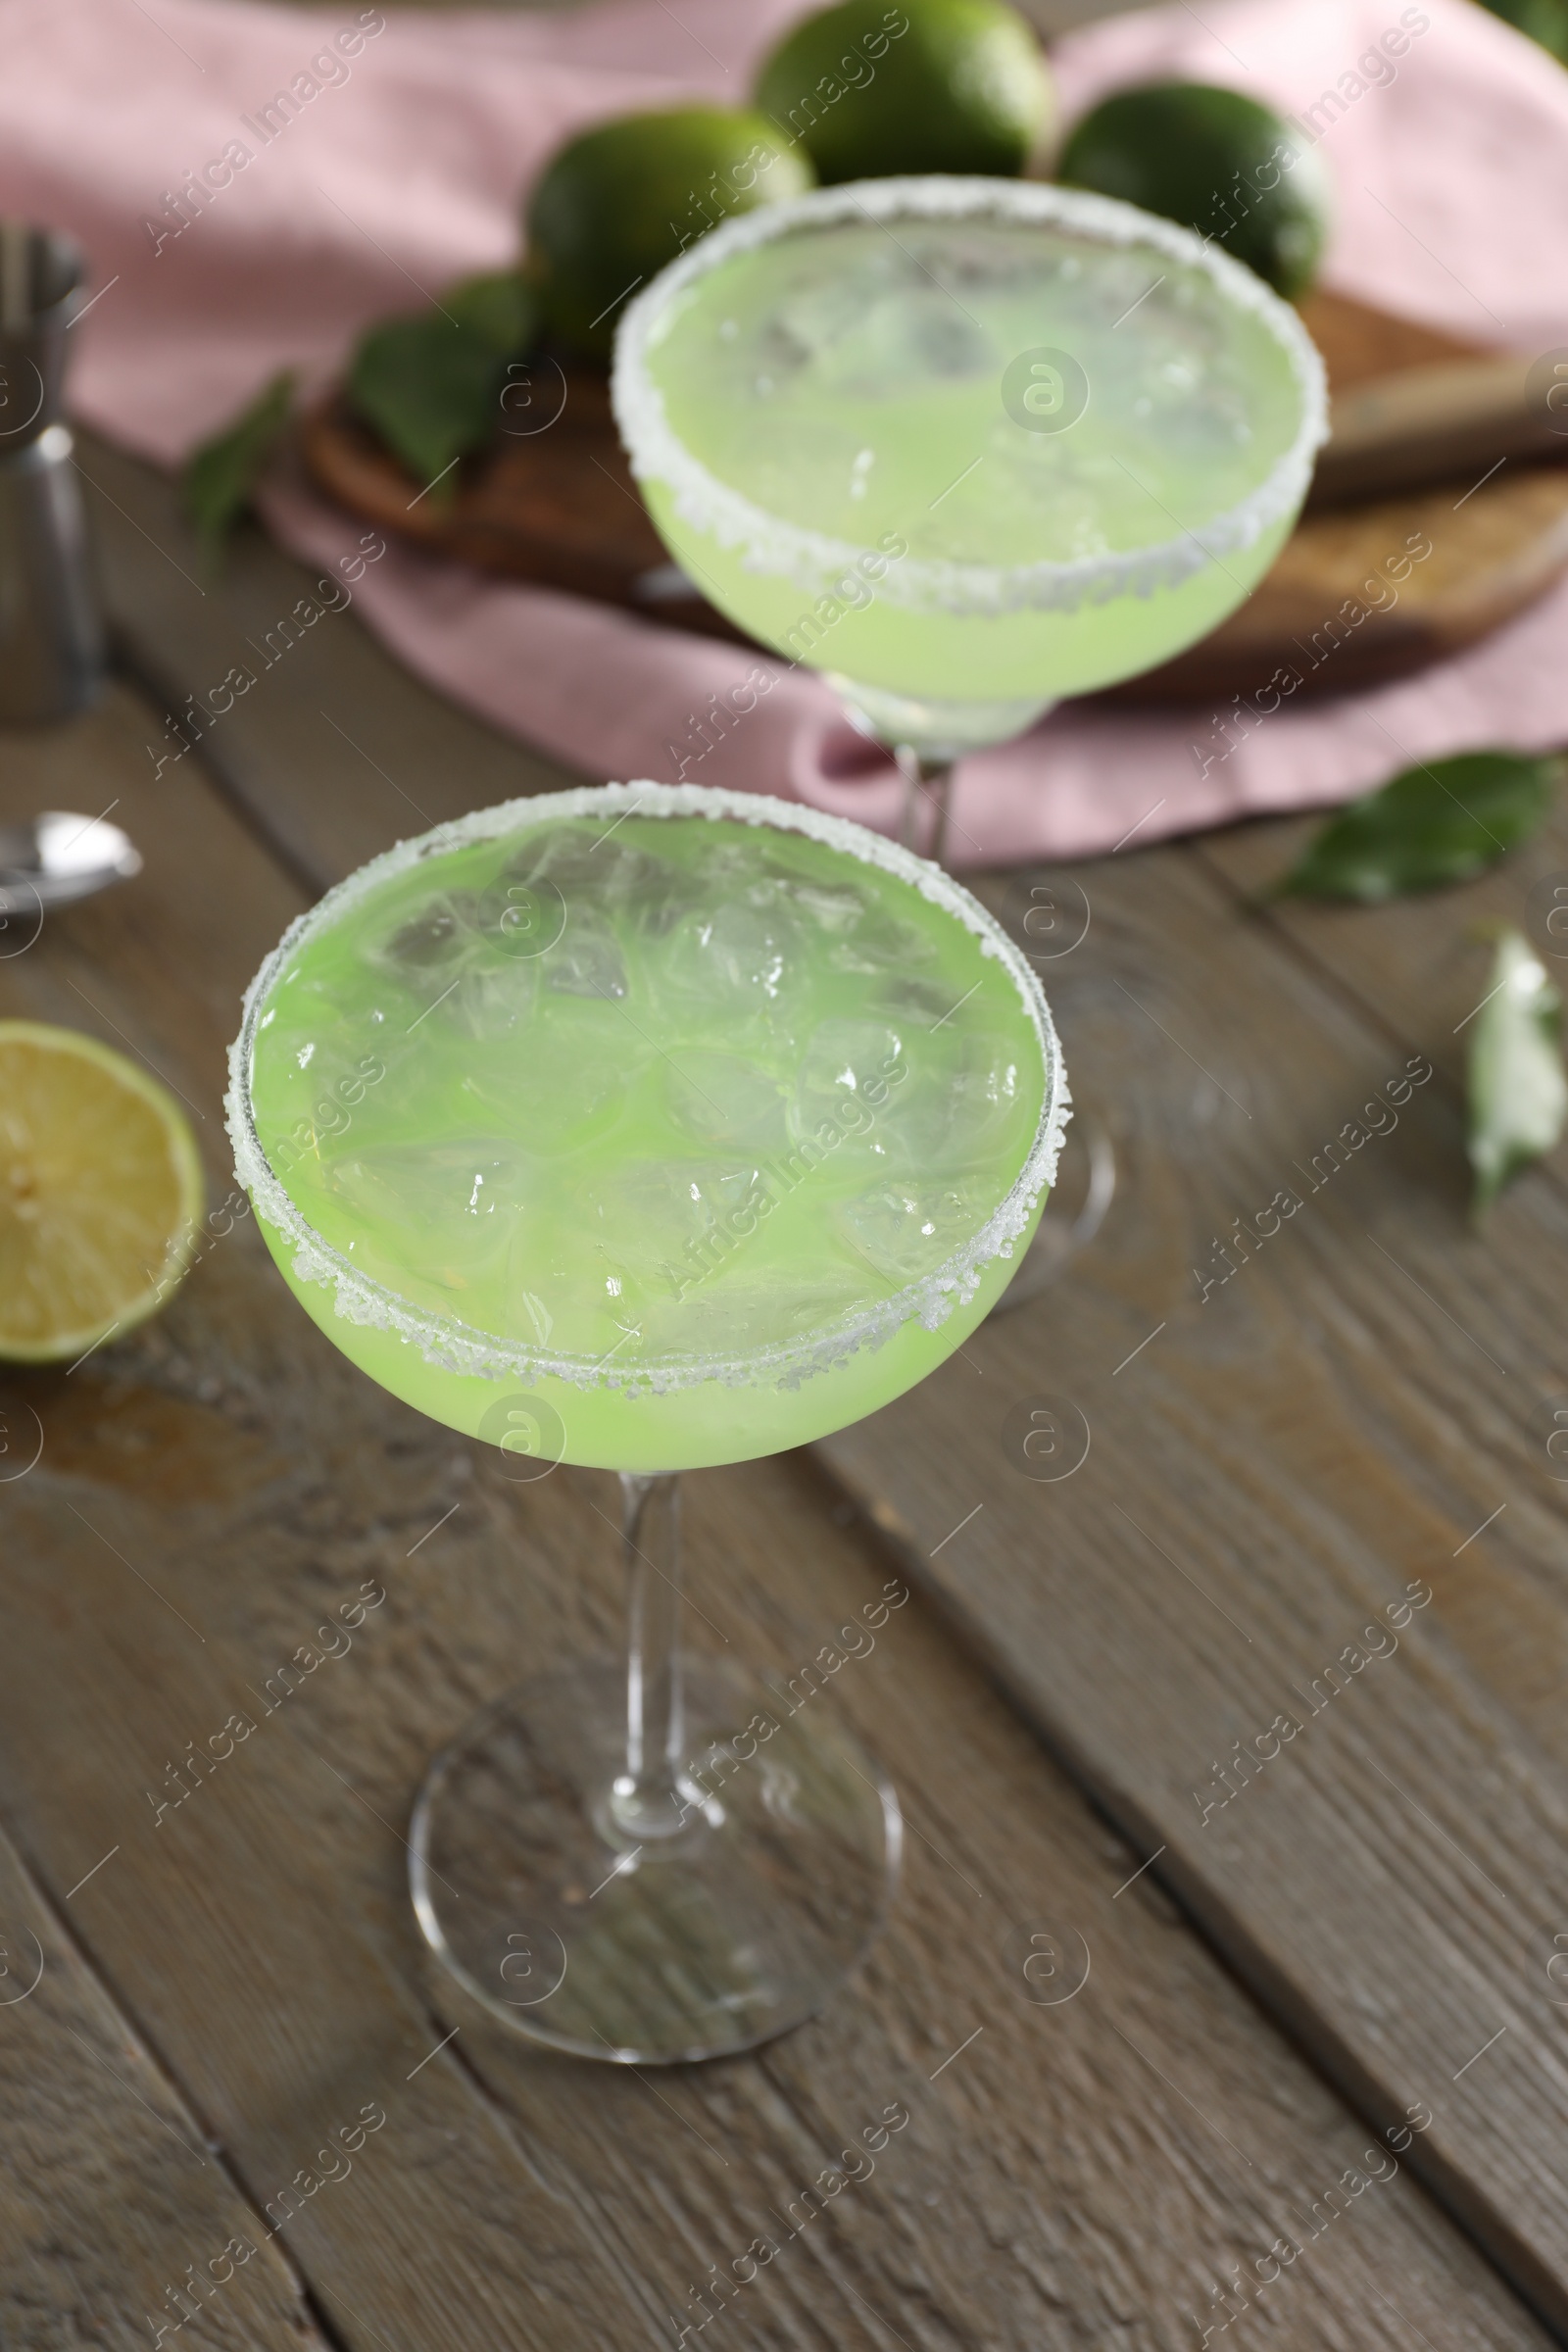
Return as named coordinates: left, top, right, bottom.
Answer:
left=613, top=1472, right=689, bottom=1840
left=894, top=745, right=956, bottom=866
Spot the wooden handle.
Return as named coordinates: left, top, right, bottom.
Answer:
left=1310, top=353, right=1568, bottom=508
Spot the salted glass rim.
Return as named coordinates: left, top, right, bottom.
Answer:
left=612, top=172, right=1330, bottom=618
left=225, top=783, right=1070, bottom=1397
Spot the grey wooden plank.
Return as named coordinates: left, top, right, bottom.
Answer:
left=0, top=1800, right=332, bottom=2348
left=1190, top=801, right=1568, bottom=1774
left=820, top=840, right=1568, bottom=2336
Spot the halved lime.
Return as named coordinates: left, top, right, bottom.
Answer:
left=0, top=1021, right=204, bottom=1363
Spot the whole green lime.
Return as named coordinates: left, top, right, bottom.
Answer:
left=526, top=108, right=815, bottom=360
left=1056, top=82, right=1331, bottom=299
left=755, top=0, right=1053, bottom=183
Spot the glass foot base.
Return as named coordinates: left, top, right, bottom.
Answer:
left=410, top=1660, right=901, bottom=2064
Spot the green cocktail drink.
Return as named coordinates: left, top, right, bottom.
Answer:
left=614, top=176, right=1326, bottom=762
left=228, top=785, right=1064, bottom=2065
left=229, top=785, right=1064, bottom=1474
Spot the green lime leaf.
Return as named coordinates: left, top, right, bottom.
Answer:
left=445, top=270, right=537, bottom=354
left=1276, top=751, right=1562, bottom=902
left=346, top=272, right=538, bottom=492
left=180, top=369, right=296, bottom=551
left=1478, top=0, right=1568, bottom=63
left=1468, top=928, right=1567, bottom=1217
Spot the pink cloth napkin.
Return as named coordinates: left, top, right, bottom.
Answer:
left=4, top=0, right=1566, bottom=863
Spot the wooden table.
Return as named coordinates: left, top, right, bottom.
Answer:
left=5, top=410, right=1568, bottom=2351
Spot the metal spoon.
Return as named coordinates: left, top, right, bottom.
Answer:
left=0, top=808, right=141, bottom=911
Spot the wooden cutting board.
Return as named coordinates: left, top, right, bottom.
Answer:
left=299, top=290, right=1568, bottom=705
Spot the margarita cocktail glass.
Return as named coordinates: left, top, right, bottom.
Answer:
left=612, top=175, right=1328, bottom=861
left=227, top=782, right=1065, bottom=2062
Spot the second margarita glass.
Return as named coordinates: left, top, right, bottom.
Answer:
left=612, top=174, right=1327, bottom=860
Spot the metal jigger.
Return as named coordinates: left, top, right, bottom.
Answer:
left=0, top=221, right=104, bottom=724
